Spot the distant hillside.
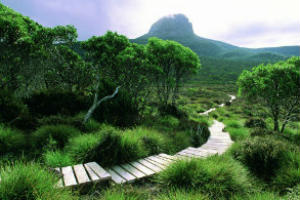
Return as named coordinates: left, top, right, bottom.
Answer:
left=132, top=14, right=299, bottom=83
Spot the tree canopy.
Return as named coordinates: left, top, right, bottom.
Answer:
left=237, top=57, right=300, bottom=132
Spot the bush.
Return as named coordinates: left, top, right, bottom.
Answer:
left=190, top=123, right=210, bottom=147
left=92, top=80, right=140, bottom=127
left=250, top=128, right=272, bottom=137
left=124, top=127, right=166, bottom=155
left=158, top=189, right=208, bottom=200
left=32, top=125, right=80, bottom=149
left=37, top=114, right=101, bottom=133
left=0, top=89, right=27, bottom=123
left=0, top=125, right=26, bottom=156
left=231, top=136, right=289, bottom=181
left=272, top=150, right=300, bottom=192
left=66, top=128, right=146, bottom=167
left=226, top=127, right=249, bottom=141
left=244, top=118, right=266, bottom=129
left=157, top=156, right=249, bottom=199
left=157, top=115, right=180, bottom=129
left=24, top=89, right=88, bottom=117
left=0, top=162, right=75, bottom=200
left=43, top=150, right=74, bottom=167
left=158, top=104, right=188, bottom=119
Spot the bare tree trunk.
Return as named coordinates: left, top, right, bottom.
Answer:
left=83, top=85, right=120, bottom=124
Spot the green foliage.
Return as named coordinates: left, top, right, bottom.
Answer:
left=158, top=189, right=209, bottom=200
left=66, top=127, right=147, bottom=167
left=92, top=80, right=140, bottom=127
left=157, top=156, right=249, bottom=199
left=238, top=57, right=300, bottom=132
left=244, top=118, right=266, bottom=128
left=37, top=114, right=101, bottom=133
left=231, top=136, right=290, bottom=181
left=25, top=89, right=87, bottom=117
left=0, top=125, right=26, bottom=156
left=0, top=162, right=76, bottom=200
left=43, top=150, right=74, bottom=168
left=0, top=89, right=27, bottom=123
left=284, top=185, right=300, bottom=200
left=147, top=37, right=201, bottom=106
left=32, top=125, right=80, bottom=149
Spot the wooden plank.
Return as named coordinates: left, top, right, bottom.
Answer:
left=144, top=157, right=166, bottom=169
left=61, top=166, right=77, bottom=187
left=85, top=162, right=111, bottom=180
left=177, top=151, right=198, bottom=158
left=130, top=161, right=155, bottom=176
left=157, top=153, right=178, bottom=161
left=181, top=149, right=205, bottom=157
left=84, top=164, right=100, bottom=182
left=111, top=166, right=136, bottom=183
left=147, top=155, right=171, bottom=166
left=121, top=163, right=146, bottom=179
left=107, top=169, right=126, bottom=184
left=73, top=164, right=90, bottom=184
left=138, top=159, right=163, bottom=173
left=55, top=167, right=63, bottom=187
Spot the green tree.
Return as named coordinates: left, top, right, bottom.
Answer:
left=237, top=57, right=300, bottom=132
left=0, top=3, right=79, bottom=94
left=146, top=37, right=201, bottom=106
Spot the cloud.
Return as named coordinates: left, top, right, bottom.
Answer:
left=1, top=0, right=299, bottom=47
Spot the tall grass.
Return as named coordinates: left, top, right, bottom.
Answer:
left=157, top=156, right=250, bottom=199
left=0, top=162, right=76, bottom=200
left=0, top=125, right=26, bottom=156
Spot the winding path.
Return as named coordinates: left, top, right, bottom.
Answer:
left=54, top=95, right=236, bottom=187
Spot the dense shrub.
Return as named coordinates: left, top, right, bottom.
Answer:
left=66, top=128, right=146, bottom=167
left=37, top=114, right=101, bottom=133
left=124, top=127, right=166, bottom=155
left=190, top=123, right=210, bottom=147
left=158, top=104, right=188, bottom=119
left=157, top=115, right=180, bottom=129
left=244, top=118, right=266, bottom=129
left=158, top=189, right=209, bottom=200
left=0, top=162, right=75, bottom=200
left=92, top=80, right=140, bottom=127
left=43, top=150, right=74, bottom=168
left=157, top=156, right=249, bottom=199
left=32, top=125, right=80, bottom=149
left=0, top=90, right=27, bottom=123
left=0, top=125, right=26, bottom=155
left=24, top=89, right=87, bottom=117
left=272, top=151, right=300, bottom=192
left=231, top=136, right=289, bottom=181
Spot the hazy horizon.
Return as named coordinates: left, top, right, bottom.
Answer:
left=2, top=0, right=300, bottom=48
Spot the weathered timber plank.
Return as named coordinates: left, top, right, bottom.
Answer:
left=130, top=161, right=155, bottom=176
left=73, top=164, right=90, bottom=184
left=147, top=155, right=171, bottom=166
left=55, top=167, right=63, bottom=187
left=84, top=164, right=100, bottom=182
left=112, top=166, right=136, bottom=183
left=107, top=169, right=126, bottom=184
left=157, top=153, right=178, bottom=161
left=138, top=159, right=163, bottom=173
left=144, top=157, right=166, bottom=169
left=121, top=163, right=146, bottom=179
left=85, top=162, right=111, bottom=180
left=61, top=166, right=77, bottom=187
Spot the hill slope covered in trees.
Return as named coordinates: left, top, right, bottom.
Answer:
left=132, top=14, right=299, bottom=83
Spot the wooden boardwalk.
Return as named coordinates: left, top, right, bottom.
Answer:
left=43, top=95, right=236, bottom=187
left=54, top=119, right=233, bottom=187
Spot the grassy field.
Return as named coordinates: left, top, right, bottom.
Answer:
left=1, top=83, right=299, bottom=200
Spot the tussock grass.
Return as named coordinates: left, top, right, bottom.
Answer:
left=0, top=125, right=26, bottom=156
left=0, top=162, right=76, bottom=200
left=32, top=125, right=80, bottom=149
left=157, top=156, right=250, bottom=199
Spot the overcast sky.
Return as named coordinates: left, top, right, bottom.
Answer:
left=2, top=0, right=300, bottom=48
